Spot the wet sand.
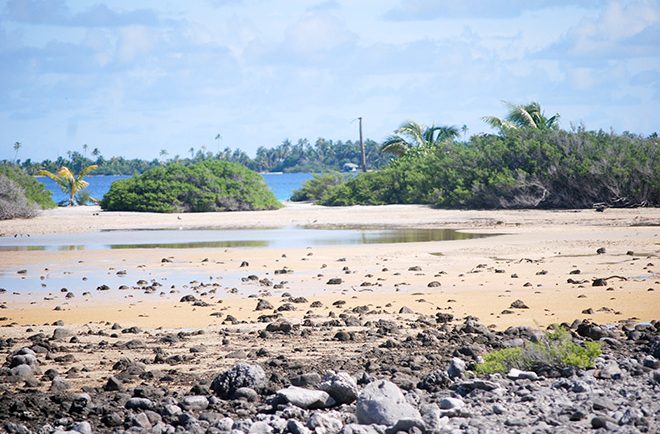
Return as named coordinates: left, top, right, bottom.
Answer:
left=0, top=204, right=658, bottom=330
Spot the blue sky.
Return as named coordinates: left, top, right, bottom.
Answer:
left=1, top=0, right=658, bottom=161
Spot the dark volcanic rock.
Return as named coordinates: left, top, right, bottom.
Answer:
left=211, top=363, right=267, bottom=399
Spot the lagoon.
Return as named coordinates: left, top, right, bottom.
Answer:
left=37, top=173, right=314, bottom=203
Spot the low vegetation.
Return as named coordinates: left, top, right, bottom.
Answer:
left=100, top=160, right=281, bottom=213
left=0, top=164, right=55, bottom=219
left=0, top=164, right=55, bottom=210
left=290, top=172, right=349, bottom=202
left=298, top=128, right=658, bottom=209
left=474, top=326, right=602, bottom=375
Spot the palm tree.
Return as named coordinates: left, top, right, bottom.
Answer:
left=82, top=144, right=88, bottom=158
left=92, top=147, right=100, bottom=158
left=37, top=165, right=98, bottom=207
left=381, top=121, right=459, bottom=156
left=13, top=142, right=21, bottom=164
left=159, top=149, right=168, bottom=164
left=189, top=147, right=195, bottom=159
left=483, top=101, right=560, bottom=131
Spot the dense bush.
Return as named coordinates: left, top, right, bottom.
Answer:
left=0, top=175, right=39, bottom=220
left=290, top=172, right=349, bottom=202
left=474, top=326, right=602, bottom=375
left=100, top=160, right=282, bottom=213
left=310, top=129, right=659, bottom=209
left=0, top=164, right=55, bottom=209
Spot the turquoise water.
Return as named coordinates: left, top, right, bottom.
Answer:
left=38, top=173, right=314, bottom=203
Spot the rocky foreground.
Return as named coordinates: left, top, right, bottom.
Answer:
left=1, top=314, right=659, bottom=433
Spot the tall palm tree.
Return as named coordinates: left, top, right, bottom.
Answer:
left=37, top=165, right=97, bottom=206
left=483, top=101, right=560, bottom=131
left=381, top=121, right=459, bottom=156
left=13, top=142, right=21, bottom=164
left=159, top=149, right=168, bottom=164
left=82, top=144, right=88, bottom=157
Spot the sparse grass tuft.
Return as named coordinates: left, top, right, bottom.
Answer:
left=474, top=325, right=602, bottom=375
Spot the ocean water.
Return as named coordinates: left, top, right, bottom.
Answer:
left=38, top=173, right=314, bottom=204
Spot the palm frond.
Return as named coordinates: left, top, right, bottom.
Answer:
left=395, top=121, right=425, bottom=148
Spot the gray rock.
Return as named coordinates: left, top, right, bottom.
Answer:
left=291, top=372, right=322, bottom=388
left=307, top=411, right=344, bottom=433
left=104, top=376, right=123, bottom=392
left=276, top=386, right=335, bottom=409
left=319, top=371, right=359, bottom=405
left=439, top=397, right=465, bottom=410
left=339, top=424, right=386, bottom=434
left=249, top=421, right=273, bottom=434
left=591, top=416, right=611, bottom=429
left=507, top=368, right=539, bottom=381
left=125, top=397, right=155, bottom=410
left=420, top=403, right=451, bottom=432
left=255, top=299, right=274, bottom=311
left=162, top=404, right=183, bottom=416
left=52, top=328, right=74, bottom=340
left=180, top=395, right=209, bottom=411
left=287, top=419, right=311, bottom=434
left=356, top=380, right=422, bottom=426
left=10, top=364, right=35, bottom=380
left=233, top=387, right=259, bottom=402
left=211, top=363, right=267, bottom=399
left=453, top=379, right=501, bottom=395
left=385, top=417, right=426, bottom=434
left=9, top=353, right=39, bottom=369
left=447, top=358, right=466, bottom=379
left=71, top=421, right=92, bottom=434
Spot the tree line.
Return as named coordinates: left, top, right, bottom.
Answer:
left=6, top=138, right=391, bottom=176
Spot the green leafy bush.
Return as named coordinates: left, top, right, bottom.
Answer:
left=101, top=160, right=281, bottom=213
left=313, top=129, right=659, bottom=209
left=0, top=164, right=55, bottom=209
left=290, top=172, right=349, bottom=202
left=474, top=326, right=602, bottom=375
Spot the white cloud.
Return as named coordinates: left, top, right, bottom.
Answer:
left=117, top=26, right=156, bottom=62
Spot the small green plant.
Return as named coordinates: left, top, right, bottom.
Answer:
left=473, top=325, right=602, bottom=375
left=37, top=165, right=97, bottom=207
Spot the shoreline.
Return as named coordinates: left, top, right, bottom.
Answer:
left=0, top=204, right=658, bottom=330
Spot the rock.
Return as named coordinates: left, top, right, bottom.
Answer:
left=385, top=417, right=426, bottom=434
left=104, top=376, right=124, bottom=392
left=427, top=281, right=441, bottom=287
left=595, top=361, right=622, bottom=379
left=287, top=419, right=311, bottom=434
left=576, top=321, right=608, bottom=340
left=256, top=299, right=274, bottom=311
left=510, top=299, right=529, bottom=309
left=307, top=411, right=344, bottom=433
left=180, top=395, right=209, bottom=411
left=356, top=379, right=422, bottom=426
left=233, top=387, right=259, bottom=401
left=591, top=416, right=611, bottom=429
left=125, top=397, right=155, bottom=410
left=447, top=358, right=466, bottom=379
left=453, top=379, right=501, bottom=395
left=265, top=321, right=292, bottom=334
left=327, top=278, right=343, bottom=285
left=319, top=371, right=359, bottom=405
left=596, top=247, right=606, bottom=254
left=507, top=368, right=539, bottom=381
left=275, top=386, right=335, bottom=409
left=291, top=372, right=322, bottom=389
left=68, top=421, right=92, bottom=434
left=52, top=328, right=74, bottom=340
left=398, top=306, right=414, bottom=314
left=438, top=397, right=465, bottom=410
left=592, top=278, right=608, bottom=287
left=211, top=363, right=267, bottom=399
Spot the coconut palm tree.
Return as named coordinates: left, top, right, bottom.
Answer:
left=37, top=165, right=97, bottom=207
left=483, top=101, right=560, bottom=131
left=13, top=142, right=21, bottom=164
left=381, top=121, right=459, bottom=156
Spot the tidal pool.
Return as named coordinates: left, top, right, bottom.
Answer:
left=0, top=227, right=494, bottom=251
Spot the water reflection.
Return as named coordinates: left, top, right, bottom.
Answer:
left=0, top=227, right=495, bottom=251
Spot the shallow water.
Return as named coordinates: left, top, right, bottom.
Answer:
left=0, top=227, right=492, bottom=251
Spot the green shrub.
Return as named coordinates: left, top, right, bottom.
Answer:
left=0, top=164, right=55, bottom=209
left=315, top=129, right=659, bottom=209
left=473, top=325, right=602, bottom=375
left=101, top=160, right=281, bottom=213
left=291, top=172, right=348, bottom=202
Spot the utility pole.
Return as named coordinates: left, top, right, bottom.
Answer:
left=358, top=117, right=367, bottom=172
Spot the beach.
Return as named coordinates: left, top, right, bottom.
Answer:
left=1, top=204, right=658, bottom=433
left=1, top=203, right=658, bottom=329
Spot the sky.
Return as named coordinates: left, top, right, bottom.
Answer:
left=0, top=0, right=658, bottom=161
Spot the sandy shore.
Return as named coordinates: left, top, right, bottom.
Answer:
left=0, top=204, right=658, bottom=330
